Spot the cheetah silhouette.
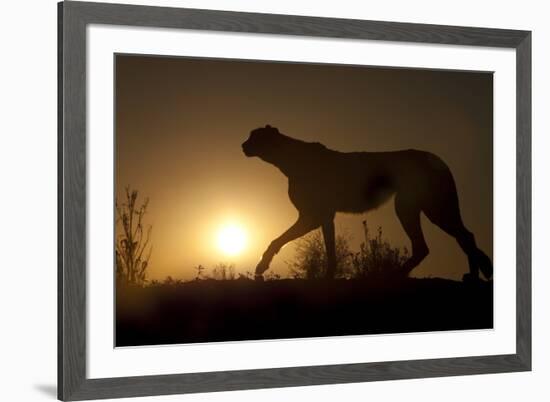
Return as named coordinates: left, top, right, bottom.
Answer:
left=242, top=125, right=492, bottom=282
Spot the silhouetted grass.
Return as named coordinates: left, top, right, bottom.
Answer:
left=288, top=221, right=409, bottom=279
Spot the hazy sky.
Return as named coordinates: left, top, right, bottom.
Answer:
left=115, top=54, right=492, bottom=281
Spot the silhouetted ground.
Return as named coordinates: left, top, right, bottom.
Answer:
left=116, top=277, right=493, bottom=347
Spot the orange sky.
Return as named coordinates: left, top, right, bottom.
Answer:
left=115, top=55, right=493, bottom=281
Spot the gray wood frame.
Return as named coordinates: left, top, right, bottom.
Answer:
left=58, top=1, right=531, bottom=400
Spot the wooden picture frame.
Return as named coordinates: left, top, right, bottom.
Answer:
left=58, top=1, right=531, bottom=400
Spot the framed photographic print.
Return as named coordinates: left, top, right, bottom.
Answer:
left=58, top=1, right=531, bottom=400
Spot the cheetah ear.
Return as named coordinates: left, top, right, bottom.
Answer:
left=265, top=124, right=272, bottom=129
left=265, top=124, right=279, bottom=132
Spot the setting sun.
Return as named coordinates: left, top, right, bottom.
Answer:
left=216, top=224, right=248, bottom=256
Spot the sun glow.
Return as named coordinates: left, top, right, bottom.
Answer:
left=216, top=223, right=248, bottom=256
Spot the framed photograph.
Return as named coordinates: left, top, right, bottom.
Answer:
left=58, top=1, right=531, bottom=400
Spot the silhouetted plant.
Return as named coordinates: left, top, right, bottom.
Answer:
left=350, top=221, right=409, bottom=278
left=288, top=221, right=408, bottom=280
left=194, top=264, right=206, bottom=280
left=163, top=275, right=184, bottom=286
left=264, top=272, right=282, bottom=281
left=211, top=263, right=236, bottom=280
left=288, top=230, right=352, bottom=279
left=115, top=187, right=152, bottom=285
left=235, top=271, right=254, bottom=281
